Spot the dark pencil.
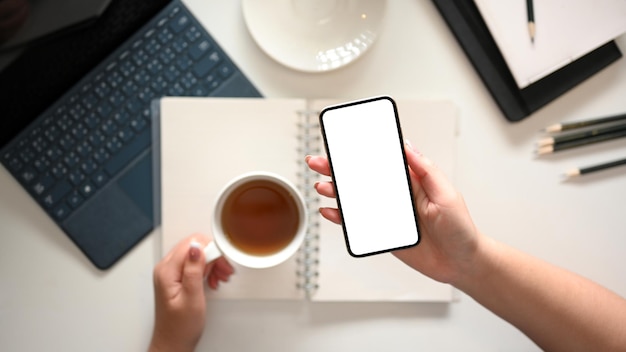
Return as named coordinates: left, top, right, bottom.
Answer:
left=535, top=128, right=626, bottom=155
left=536, top=122, right=626, bottom=147
left=527, top=0, right=535, bottom=43
left=563, top=157, right=626, bottom=179
left=542, top=112, right=626, bottom=133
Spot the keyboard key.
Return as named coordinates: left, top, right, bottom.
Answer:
left=159, top=47, right=175, bottom=64
left=97, top=102, right=113, bottom=118
left=109, top=91, right=126, bottom=107
left=107, top=71, right=124, bottom=88
left=150, top=75, right=168, bottom=93
left=81, top=158, right=99, bottom=175
left=106, top=137, right=123, bottom=154
left=85, top=112, right=100, bottom=129
left=68, top=170, right=85, bottom=186
left=205, top=75, right=222, bottom=92
left=218, top=64, right=233, bottom=78
left=171, top=36, right=188, bottom=53
left=42, top=180, right=72, bottom=208
left=102, top=119, right=118, bottom=135
left=67, top=191, right=84, bottom=209
left=104, top=129, right=150, bottom=175
left=193, top=51, right=220, bottom=76
left=93, top=148, right=110, bottom=164
left=69, top=105, right=86, bottom=120
left=170, top=14, right=190, bottom=33
left=88, top=131, right=106, bottom=147
left=92, top=170, right=108, bottom=187
left=45, top=145, right=63, bottom=161
left=146, top=59, right=162, bottom=75
left=59, top=134, right=76, bottom=151
left=138, top=86, right=155, bottom=103
left=157, top=27, right=173, bottom=44
left=145, top=39, right=161, bottom=55
left=189, top=40, right=211, bottom=60
left=82, top=93, right=99, bottom=110
left=19, top=147, right=35, bottom=163
left=19, top=166, right=37, bottom=184
left=63, top=151, right=80, bottom=169
left=190, top=84, right=208, bottom=97
left=130, top=117, right=147, bottom=132
left=71, top=123, right=88, bottom=140
left=52, top=203, right=71, bottom=220
left=176, top=55, right=193, bottom=71
left=134, top=69, right=151, bottom=85
left=122, top=83, right=139, bottom=98
left=51, top=162, right=68, bottom=179
left=181, top=72, right=197, bottom=89
left=185, top=26, right=201, bottom=42
left=164, top=65, right=181, bottom=82
left=120, top=60, right=136, bottom=77
left=31, top=136, right=49, bottom=154
left=118, top=126, right=135, bottom=143
left=56, top=113, right=73, bottom=132
left=32, top=173, right=55, bottom=195
left=76, top=141, right=93, bottom=158
left=94, top=81, right=111, bottom=98
left=113, top=110, right=130, bottom=127
left=33, top=156, right=50, bottom=173
left=44, top=125, right=61, bottom=142
left=79, top=181, right=96, bottom=198
left=167, top=82, right=185, bottom=96
left=132, top=49, right=149, bottom=66
left=126, top=97, right=143, bottom=113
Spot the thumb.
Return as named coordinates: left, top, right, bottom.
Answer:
left=181, top=243, right=206, bottom=297
left=404, top=144, right=454, bottom=204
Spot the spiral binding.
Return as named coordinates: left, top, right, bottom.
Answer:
left=295, top=108, right=321, bottom=300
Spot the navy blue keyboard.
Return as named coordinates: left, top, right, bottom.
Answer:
left=2, top=1, right=260, bottom=224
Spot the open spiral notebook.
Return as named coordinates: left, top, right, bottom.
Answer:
left=156, top=97, right=457, bottom=302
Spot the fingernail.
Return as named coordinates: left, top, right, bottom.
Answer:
left=405, top=139, right=422, bottom=156
left=305, top=155, right=312, bottom=162
left=189, top=241, right=202, bottom=262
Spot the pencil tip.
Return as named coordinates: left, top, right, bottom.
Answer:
left=542, top=124, right=561, bottom=134
left=534, top=145, right=553, bottom=156
left=561, top=169, right=580, bottom=181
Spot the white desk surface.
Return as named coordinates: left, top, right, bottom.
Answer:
left=1, top=1, right=625, bottom=351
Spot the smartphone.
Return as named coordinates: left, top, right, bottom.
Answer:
left=319, top=96, right=420, bottom=257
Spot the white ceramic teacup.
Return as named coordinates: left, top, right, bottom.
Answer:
left=202, top=171, right=307, bottom=269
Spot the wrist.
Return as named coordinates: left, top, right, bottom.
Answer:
left=450, top=233, right=499, bottom=293
left=149, top=327, right=197, bottom=352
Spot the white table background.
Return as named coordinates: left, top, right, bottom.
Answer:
left=1, top=1, right=625, bottom=351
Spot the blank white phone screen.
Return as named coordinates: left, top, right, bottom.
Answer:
left=320, top=97, right=419, bottom=257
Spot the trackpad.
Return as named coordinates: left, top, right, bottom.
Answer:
left=63, top=155, right=153, bottom=269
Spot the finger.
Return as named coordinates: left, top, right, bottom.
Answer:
left=404, top=146, right=455, bottom=204
left=212, top=257, right=235, bottom=277
left=214, top=269, right=232, bottom=284
left=320, top=207, right=341, bottom=224
left=208, top=273, right=219, bottom=290
left=305, top=155, right=331, bottom=176
left=158, top=235, right=210, bottom=292
left=205, top=257, right=233, bottom=289
left=314, top=181, right=336, bottom=198
left=165, top=234, right=210, bottom=267
left=181, top=242, right=209, bottom=297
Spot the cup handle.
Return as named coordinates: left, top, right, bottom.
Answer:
left=203, top=241, right=222, bottom=264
